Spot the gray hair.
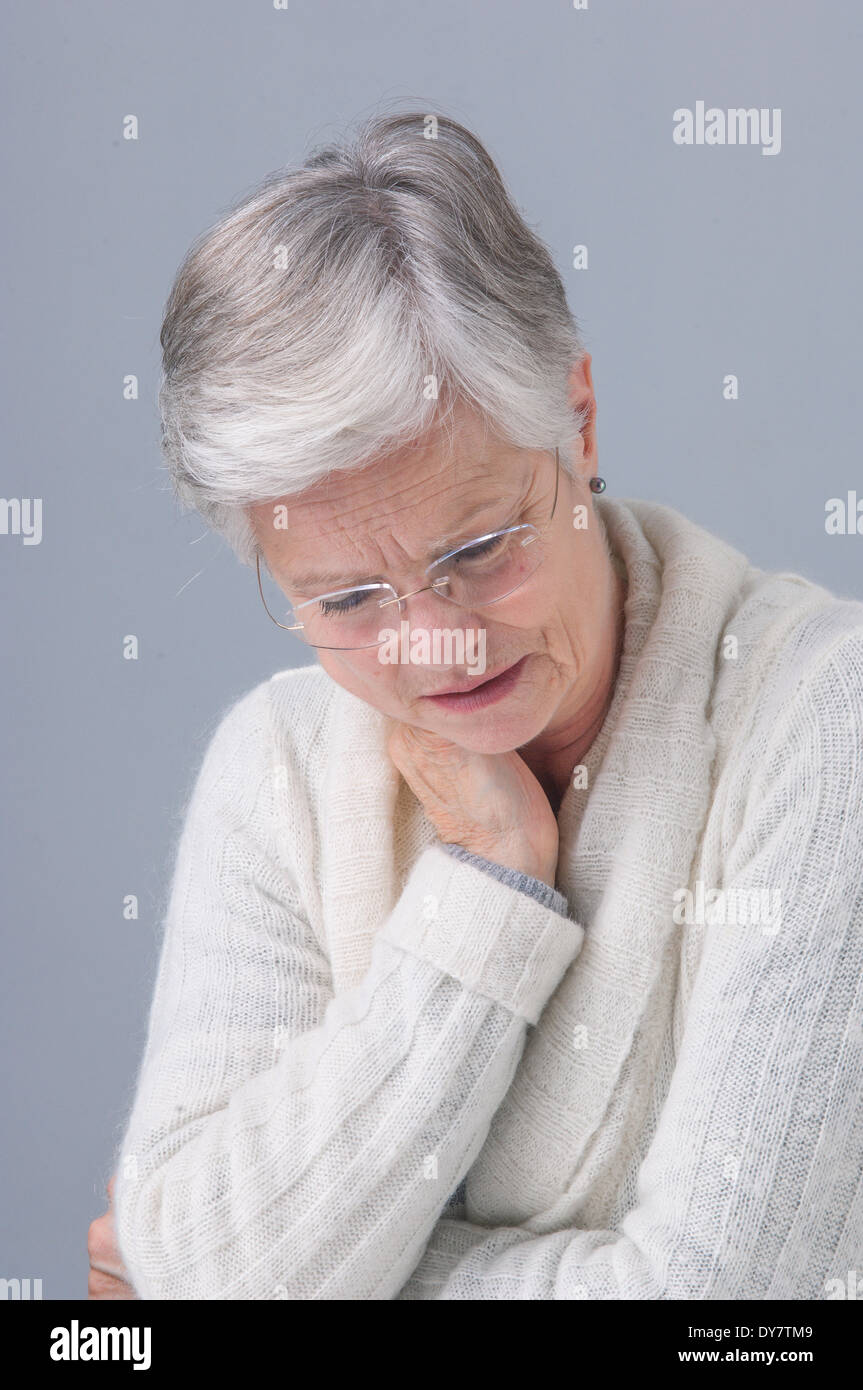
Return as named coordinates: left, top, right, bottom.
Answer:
left=158, top=108, right=589, bottom=566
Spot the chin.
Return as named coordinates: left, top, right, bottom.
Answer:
left=425, top=705, right=550, bottom=756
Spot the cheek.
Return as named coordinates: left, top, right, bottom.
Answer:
left=479, top=586, right=553, bottom=638
left=317, top=653, right=364, bottom=702
left=318, top=652, right=411, bottom=711
left=513, top=594, right=586, bottom=673
left=491, top=584, right=565, bottom=653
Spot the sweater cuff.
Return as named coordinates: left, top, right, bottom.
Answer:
left=442, top=842, right=571, bottom=918
left=378, top=842, right=584, bottom=1025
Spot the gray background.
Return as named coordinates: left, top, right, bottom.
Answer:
left=2, top=0, right=861, bottom=1299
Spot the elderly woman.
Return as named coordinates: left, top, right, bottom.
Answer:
left=91, top=111, right=863, bottom=1301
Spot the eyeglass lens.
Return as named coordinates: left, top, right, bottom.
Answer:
left=258, top=450, right=558, bottom=648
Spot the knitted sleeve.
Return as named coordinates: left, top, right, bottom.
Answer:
left=442, top=842, right=571, bottom=917
left=112, top=679, right=584, bottom=1300
left=397, top=629, right=863, bottom=1299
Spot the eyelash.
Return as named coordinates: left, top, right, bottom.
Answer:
left=453, top=532, right=506, bottom=562
left=318, top=591, right=368, bottom=617
left=315, top=528, right=512, bottom=613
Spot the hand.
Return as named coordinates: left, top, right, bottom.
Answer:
left=88, top=1175, right=137, bottom=1300
left=388, top=723, right=559, bottom=887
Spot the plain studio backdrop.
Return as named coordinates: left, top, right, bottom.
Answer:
left=1, top=0, right=861, bottom=1299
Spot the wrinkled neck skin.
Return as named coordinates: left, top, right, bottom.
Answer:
left=519, top=562, right=627, bottom=818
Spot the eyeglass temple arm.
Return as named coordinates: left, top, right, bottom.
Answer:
left=256, top=551, right=305, bottom=631
left=548, top=446, right=560, bottom=528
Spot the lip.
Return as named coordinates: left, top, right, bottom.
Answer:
left=421, top=655, right=529, bottom=712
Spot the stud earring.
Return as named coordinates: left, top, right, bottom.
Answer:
left=589, top=476, right=607, bottom=494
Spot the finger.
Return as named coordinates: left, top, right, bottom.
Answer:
left=400, top=724, right=458, bottom=752
left=89, top=1257, right=129, bottom=1282
left=88, top=1267, right=137, bottom=1300
left=389, top=721, right=453, bottom=756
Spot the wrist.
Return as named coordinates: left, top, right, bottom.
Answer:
left=444, top=838, right=558, bottom=890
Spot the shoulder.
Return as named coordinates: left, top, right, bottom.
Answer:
left=718, top=596, right=863, bottom=871
left=697, top=560, right=863, bottom=873
left=704, top=538, right=863, bottom=743
left=187, top=662, right=338, bottom=806
left=165, top=664, right=347, bottom=890
left=754, top=602, right=863, bottom=787
left=729, top=591, right=863, bottom=752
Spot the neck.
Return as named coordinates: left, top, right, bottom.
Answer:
left=520, top=564, right=627, bottom=817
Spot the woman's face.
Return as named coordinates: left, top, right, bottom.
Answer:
left=249, top=381, right=618, bottom=757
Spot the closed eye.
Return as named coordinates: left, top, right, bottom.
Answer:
left=318, top=590, right=371, bottom=616
left=453, top=533, right=507, bottom=563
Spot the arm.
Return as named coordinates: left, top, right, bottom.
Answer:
left=113, top=680, right=583, bottom=1300
left=397, top=631, right=863, bottom=1299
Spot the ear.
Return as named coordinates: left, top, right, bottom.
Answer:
left=567, top=354, right=597, bottom=470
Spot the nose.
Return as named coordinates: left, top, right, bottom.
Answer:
left=378, top=578, right=450, bottom=611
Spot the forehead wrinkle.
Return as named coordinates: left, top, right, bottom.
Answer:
left=280, top=460, right=510, bottom=591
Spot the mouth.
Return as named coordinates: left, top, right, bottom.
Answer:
left=421, top=655, right=529, bottom=712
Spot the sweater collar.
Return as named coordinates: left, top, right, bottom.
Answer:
left=555, top=495, right=750, bottom=885
left=479, top=496, right=753, bottom=1224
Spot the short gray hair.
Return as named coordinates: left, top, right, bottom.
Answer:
left=158, top=108, right=589, bottom=566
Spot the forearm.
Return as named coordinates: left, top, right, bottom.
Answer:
left=114, top=844, right=582, bottom=1300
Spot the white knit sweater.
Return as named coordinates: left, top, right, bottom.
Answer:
left=114, top=498, right=863, bottom=1299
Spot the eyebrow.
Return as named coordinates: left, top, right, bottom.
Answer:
left=283, top=495, right=519, bottom=593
